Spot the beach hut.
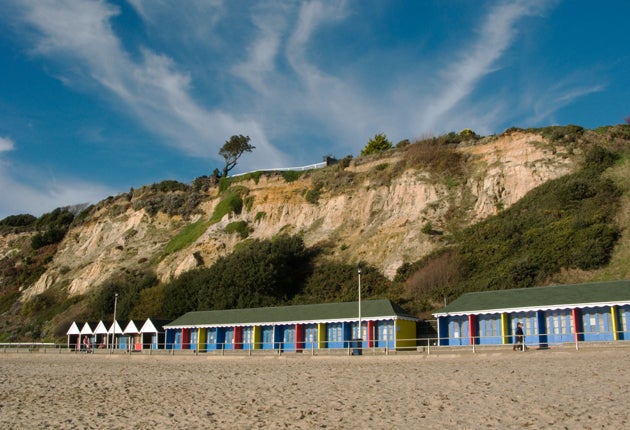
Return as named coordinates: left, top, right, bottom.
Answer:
left=433, top=279, right=630, bottom=347
left=123, top=320, right=144, bottom=351
left=79, top=322, right=94, bottom=351
left=66, top=321, right=80, bottom=350
left=92, top=321, right=109, bottom=349
left=107, top=320, right=124, bottom=350
left=140, top=318, right=168, bottom=350
left=164, top=299, right=418, bottom=352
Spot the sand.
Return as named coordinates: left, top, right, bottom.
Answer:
left=1, top=346, right=630, bottom=429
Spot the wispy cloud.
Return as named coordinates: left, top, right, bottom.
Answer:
left=524, top=74, right=606, bottom=125
left=11, top=0, right=289, bottom=171
left=0, top=138, right=115, bottom=218
left=416, top=1, right=550, bottom=132
left=4, top=0, right=606, bottom=202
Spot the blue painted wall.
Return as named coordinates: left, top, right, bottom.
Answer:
left=581, top=307, right=614, bottom=342
left=477, top=314, right=502, bottom=345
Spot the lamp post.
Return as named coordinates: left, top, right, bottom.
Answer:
left=111, top=292, right=118, bottom=353
left=358, top=266, right=362, bottom=340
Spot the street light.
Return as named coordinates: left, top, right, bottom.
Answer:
left=111, top=292, right=118, bottom=353
left=357, top=266, right=362, bottom=340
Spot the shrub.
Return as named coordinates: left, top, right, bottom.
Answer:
left=225, top=221, right=251, bottom=239
left=210, top=191, right=243, bottom=222
left=0, top=214, right=37, bottom=232
left=218, top=176, right=231, bottom=193
left=150, top=180, right=190, bottom=193
left=303, top=187, right=321, bottom=204
left=281, top=171, right=302, bottom=182
left=405, top=139, right=464, bottom=177
left=361, top=133, right=392, bottom=156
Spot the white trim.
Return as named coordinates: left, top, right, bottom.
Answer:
left=66, top=322, right=80, bottom=335
left=107, top=320, right=124, bottom=335
left=123, top=320, right=141, bottom=334
left=93, top=321, right=108, bottom=335
left=433, top=300, right=630, bottom=317
left=165, top=315, right=415, bottom=330
left=79, top=322, right=93, bottom=335
left=140, top=318, right=160, bottom=333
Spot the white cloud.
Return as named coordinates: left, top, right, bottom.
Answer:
left=7, top=0, right=599, bottom=175
left=526, top=79, right=605, bottom=126
left=12, top=0, right=289, bottom=171
left=0, top=171, right=114, bottom=219
left=0, top=139, right=115, bottom=219
left=0, top=136, right=15, bottom=153
left=416, top=2, right=547, bottom=132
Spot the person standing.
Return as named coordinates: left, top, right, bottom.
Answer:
left=513, top=322, right=525, bottom=351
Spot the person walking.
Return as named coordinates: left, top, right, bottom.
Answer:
left=513, top=322, right=525, bottom=351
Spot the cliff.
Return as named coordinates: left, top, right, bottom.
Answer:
left=16, top=131, right=574, bottom=300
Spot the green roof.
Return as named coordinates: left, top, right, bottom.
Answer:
left=165, top=299, right=417, bottom=328
left=434, top=279, right=630, bottom=316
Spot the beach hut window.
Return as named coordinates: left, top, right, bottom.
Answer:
left=352, top=323, right=367, bottom=340
left=583, top=310, right=610, bottom=334
left=242, top=327, right=253, bottom=347
left=378, top=323, right=393, bottom=341
left=262, top=327, right=273, bottom=347
left=190, top=330, right=198, bottom=349
left=328, top=323, right=343, bottom=342
left=225, top=329, right=234, bottom=345
left=547, top=311, right=573, bottom=335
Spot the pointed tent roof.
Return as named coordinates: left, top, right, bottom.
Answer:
left=79, top=322, right=94, bottom=335
left=165, top=299, right=417, bottom=329
left=433, top=279, right=630, bottom=317
left=66, top=321, right=80, bottom=335
left=140, top=318, right=169, bottom=333
left=107, top=320, right=124, bottom=335
left=93, top=321, right=109, bottom=335
left=123, top=320, right=142, bottom=334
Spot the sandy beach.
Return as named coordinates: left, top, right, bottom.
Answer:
left=1, top=346, right=629, bottom=429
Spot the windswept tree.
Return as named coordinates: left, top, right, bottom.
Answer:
left=219, top=135, right=255, bottom=177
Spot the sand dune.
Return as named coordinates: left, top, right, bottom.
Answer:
left=1, top=346, right=629, bottom=429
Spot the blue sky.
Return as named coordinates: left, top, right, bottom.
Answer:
left=1, top=0, right=628, bottom=219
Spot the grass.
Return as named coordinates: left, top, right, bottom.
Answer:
left=164, top=219, right=211, bottom=255
left=164, top=190, right=245, bottom=255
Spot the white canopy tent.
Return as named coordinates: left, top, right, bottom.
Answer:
left=66, top=321, right=80, bottom=350
left=92, top=321, right=109, bottom=349
left=123, top=320, right=142, bottom=351
left=107, top=320, right=124, bottom=350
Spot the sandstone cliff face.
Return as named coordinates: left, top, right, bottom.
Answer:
left=17, top=132, right=575, bottom=299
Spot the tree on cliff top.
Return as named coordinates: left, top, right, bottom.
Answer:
left=219, top=135, right=255, bottom=177
left=361, top=133, right=392, bottom=156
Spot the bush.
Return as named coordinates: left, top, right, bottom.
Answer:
left=405, top=138, right=464, bottom=177
left=0, top=214, right=37, bottom=232
left=150, top=180, right=190, bottom=193
left=281, top=171, right=302, bottom=182
left=91, top=272, right=158, bottom=321
left=225, top=221, right=251, bottom=239
left=31, top=227, right=67, bottom=249
left=210, top=191, right=244, bottom=222
left=361, top=133, right=392, bottom=156
left=161, top=234, right=311, bottom=317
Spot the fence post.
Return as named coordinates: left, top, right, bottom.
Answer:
left=575, top=335, right=579, bottom=351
